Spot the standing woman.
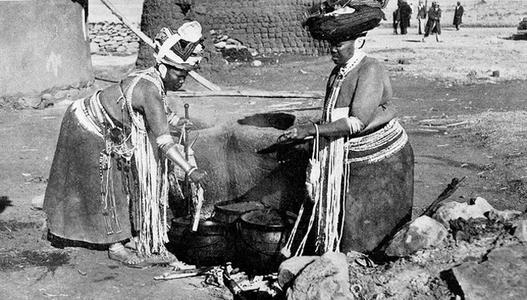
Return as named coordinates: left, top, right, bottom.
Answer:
left=423, top=1, right=442, bottom=42
left=285, top=2, right=414, bottom=255
left=43, top=21, right=208, bottom=267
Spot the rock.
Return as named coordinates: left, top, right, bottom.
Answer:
left=452, top=245, right=527, bottom=300
left=116, top=46, right=127, bottom=53
left=433, top=197, right=494, bottom=227
left=287, top=252, right=353, bottom=300
left=221, top=48, right=253, bottom=62
left=513, top=219, right=527, bottom=241
left=251, top=60, right=263, bottom=67
left=90, top=43, right=100, bottom=54
left=278, top=256, right=317, bottom=288
left=41, top=93, right=53, bottom=101
left=16, top=96, right=41, bottom=109
left=385, top=216, right=448, bottom=257
left=224, top=44, right=240, bottom=50
left=54, top=90, right=68, bottom=100
left=214, top=41, right=227, bottom=49
left=31, top=195, right=44, bottom=210
left=486, top=209, right=523, bottom=222
left=248, top=47, right=259, bottom=57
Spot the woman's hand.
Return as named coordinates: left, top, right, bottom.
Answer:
left=188, top=168, right=208, bottom=187
left=175, top=118, right=194, bottom=128
left=167, top=113, right=194, bottom=128
left=281, top=124, right=314, bottom=141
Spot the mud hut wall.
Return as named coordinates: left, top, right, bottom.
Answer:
left=0, top=0, right=93, bottom=97
left=194, top=0, right=329, bottom=55
left=137, top=0, right=328, bottom=68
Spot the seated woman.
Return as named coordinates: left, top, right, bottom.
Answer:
left=283, top=4, right=414, bottom=256
left=43, top=21, right=207, bottom=268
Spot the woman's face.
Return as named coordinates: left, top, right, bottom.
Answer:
left=330, top=40, right=355, bottom=66
left=163, top=67, right=188, bottom=91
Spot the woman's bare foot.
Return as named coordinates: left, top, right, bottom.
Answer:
left=124, top=237, right=138, bottom=251
left=108, top=243, right=149, bottom=269
left=143, top=251, right=179, bottom=265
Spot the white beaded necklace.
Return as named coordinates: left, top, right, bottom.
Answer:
left=324, top=50, right=366, bottom=122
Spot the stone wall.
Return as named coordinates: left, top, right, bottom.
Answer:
left=0, top=0, right=93, bottom=98
left=137, top=0, right=329, bottom=68
left=88, top=22, right=140, bottom=56
left=192, top=0, right=328, bottom=55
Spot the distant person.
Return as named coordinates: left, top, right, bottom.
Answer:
left=393, top=7, right=400, bottom=34
left=423, top=1, right=442, bottom=42
left=453, top=1, right=464, bottom=30
left=417, top=0, right=427, bottom=34
left=399, top=0, right=413, bottom=35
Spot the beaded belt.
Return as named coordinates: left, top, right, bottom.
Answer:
left=344, top=119, right=408, bottom=164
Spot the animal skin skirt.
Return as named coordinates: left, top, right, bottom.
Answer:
left=340, top=119, right=414, bottom=253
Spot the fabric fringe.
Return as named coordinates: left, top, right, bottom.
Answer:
left=284, top=52, right=366, bottom=256
left=130, top=112, right=170, bottom=257
left=125, top=71, right=170, bottom=257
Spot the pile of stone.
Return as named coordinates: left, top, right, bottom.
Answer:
left=211, top=30, right=260, bottom=64
left=88, top=22, right=140, bottom=55
left=277, top=196, right=527, bottom=299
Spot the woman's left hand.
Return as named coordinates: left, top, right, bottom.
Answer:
left=281, top=124, right=313, bottom=141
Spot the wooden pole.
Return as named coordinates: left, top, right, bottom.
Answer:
left=171, top=90, right=324, bottom=99
left=97, top=0, right=222, bottom=91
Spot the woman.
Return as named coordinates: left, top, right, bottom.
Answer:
left=43, top=21, right=207, bottom=267
left=285, top=4, right=413, bottom=255
left=423, top=1, right=442, bottom=42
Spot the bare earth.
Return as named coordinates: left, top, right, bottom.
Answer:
left=1, top=26, right=527, bottom=299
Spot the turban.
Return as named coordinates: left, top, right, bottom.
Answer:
left=304, top=1, right=389, bottom=43
left=153, top=21, right=204, bottom=70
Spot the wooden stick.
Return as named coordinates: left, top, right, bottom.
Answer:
left=97, top=0, right=221, bottom=91
left=381, top=177, right=466, bottom=252
left=420, top=177, right=466, bottom=217
left=171, top=90, right=324, bottom=99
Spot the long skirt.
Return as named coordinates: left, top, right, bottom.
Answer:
left=43, top=98, right=132, bottom=244
left=424, top=19, right=441, bottom=37
left=340, top=122, right=414, bottom=253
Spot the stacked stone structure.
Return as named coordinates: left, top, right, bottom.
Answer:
left=137, top=0, right=329, bottom=68
left=89, top=22, right=140, bottom=55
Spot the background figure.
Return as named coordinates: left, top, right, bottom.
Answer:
left=417, top=0, right=427, bottom=34
left=423, top=1, right=442, bottom=42
left=393, top=7, right=400, bottom=34
left=453, top=1, right=464, bottom=30
left=399, top=0, right=413, bottom=35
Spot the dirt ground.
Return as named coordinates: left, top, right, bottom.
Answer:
left=1, top=27, right=527, bottom=299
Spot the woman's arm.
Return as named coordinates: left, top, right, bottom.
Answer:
left=282, top=61, right=387, bottom=140
left=135, top=82, right=207, bottom=185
